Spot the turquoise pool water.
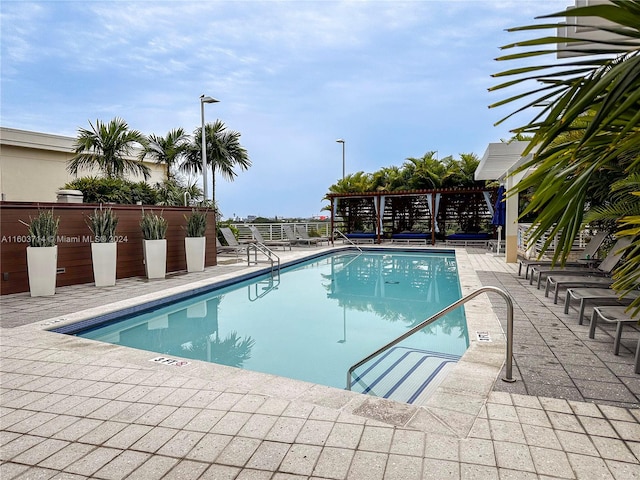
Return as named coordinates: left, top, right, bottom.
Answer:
left=74, top=250, right=468, bottom=403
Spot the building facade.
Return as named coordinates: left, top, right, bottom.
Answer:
left=0, top=127, right=166, bottom=202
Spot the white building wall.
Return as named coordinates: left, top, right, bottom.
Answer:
left=0, top=127, right=165, bottom=202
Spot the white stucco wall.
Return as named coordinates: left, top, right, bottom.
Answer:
left=0, top=127, right=165, bottom=202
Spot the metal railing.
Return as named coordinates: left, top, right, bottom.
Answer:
left=333, top=229, right=363, bottom=252
left=247, top=276, right=280, bottom=301
left=346, top=286, right=515, bottom=390
left=246, top=242, right=281, bottom=279
left=232, top=222, right=331, bottom=243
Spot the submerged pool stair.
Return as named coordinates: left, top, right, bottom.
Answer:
left=350, top=346, right=460, bottom=404
left=347, top=286, right=516, bottom=404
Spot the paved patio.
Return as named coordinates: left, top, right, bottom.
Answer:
left=1, top=245, right=639, bottom=479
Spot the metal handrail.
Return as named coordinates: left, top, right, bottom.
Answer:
left=346, top=286, right=515, bottom=390
left=247, top=276, right=280, bottom=301
left=333, top=229, right=363, bottom=252
left=246, top=242, right=281, bottom=279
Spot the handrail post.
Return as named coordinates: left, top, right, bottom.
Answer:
left=346, top=286, right=515, bottom=390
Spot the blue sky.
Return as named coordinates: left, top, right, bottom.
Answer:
left=1, top=0, right=568, bottom=219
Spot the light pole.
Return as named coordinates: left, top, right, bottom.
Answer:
left=200, top=94, right=219, bottom=202
left=336, top=138, right=345, bottom=180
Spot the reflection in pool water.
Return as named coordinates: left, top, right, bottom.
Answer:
left=76, top=251, right=468, bottom=403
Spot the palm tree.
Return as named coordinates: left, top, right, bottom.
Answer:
left=68, top=118, right=150, bottom=180
left=441, top=153, right=481, bottom=188
left=403, top=152, right=445, bottom=190
left=182, top=120, right=251, bottom=209
left=139, top=128, right=190, bottom=180
left=490, top=0, right=640, bottom=314
left=370, top=166, right=407, bottom=192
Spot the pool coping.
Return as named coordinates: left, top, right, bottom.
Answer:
left=16, top=245, right=506, bottom=439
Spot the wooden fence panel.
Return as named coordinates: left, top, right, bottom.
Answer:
left=0, top=202, right=218, bottom=295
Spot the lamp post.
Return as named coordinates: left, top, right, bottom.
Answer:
left=336, top=138, right=345, bottom=180
left=200, top=95, right=219, bottom=202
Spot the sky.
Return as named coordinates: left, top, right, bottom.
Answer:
left=1, top=0, right=570, bottom=219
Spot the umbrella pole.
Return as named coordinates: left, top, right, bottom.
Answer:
left=497, top=226, right=502, bottom=255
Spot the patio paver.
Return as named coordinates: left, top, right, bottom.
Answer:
left=1, top=245, right=638, bottom=479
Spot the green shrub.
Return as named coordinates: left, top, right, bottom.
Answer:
left=63, top=177, right=157, bottom=205
left=87, top=206, right=118, bottom=242
left=140, top=210, right=168, bottom=240
left=185, top=209, right=207, bottom=237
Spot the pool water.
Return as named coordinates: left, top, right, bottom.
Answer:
left=75, top=251, right=468, bottom=404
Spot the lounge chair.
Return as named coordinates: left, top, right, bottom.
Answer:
left=295, top=225, right=331, bottom=245
left=544, top=237, right=632, bottom=302
left=391, top=232, right=430, bottom=244
left=216, top=237, right=244, bottom=256
left=563, top=286, right=640, bottom=324
left=220, top=227, right=250, bottom=249
left=248, top=225, right=291, bottom=250
left=283, top=225, right=319, bottom=247
left=532, top=236, right=631, bottom=289
left=344, top=232, right=376, bottom=244
left=445, top=232, right=491, bottom=247
left=282, top=225, right=318, bottom=247
left=519, top=231, right=607, bottom=279
left=588, top=306, right=639, bottom=361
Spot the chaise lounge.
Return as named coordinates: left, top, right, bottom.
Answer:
left=564, top=286, right=640, bottom=324
left=532, top=236, right=630, bottom=289
left=391, top=232, right=431, bottom=244
left=249, top=225, right=292, bottom=250
left=445, top=232, right=491, bottom=247
left=518, top=231, right=608, bottom=279
left=588, top=306, right=640, bottom=365
left=344, top=232, right=376, bottom=244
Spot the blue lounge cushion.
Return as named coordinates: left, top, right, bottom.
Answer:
left=392, top=233, right=430, bottom=239
left=345, top=233, right=376, bottom=239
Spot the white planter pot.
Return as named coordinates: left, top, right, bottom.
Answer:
left=91, top=242, right=117, bottom=287
left=26, top=245, right=57, bottom=297
left=185, top=237, right=206, bottom=273
left=143, top=239, right=167, bottom=279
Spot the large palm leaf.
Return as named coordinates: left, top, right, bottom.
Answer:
left=490, top=1, right=640, bottom=315
left=68, top=118, right=150, bottom=180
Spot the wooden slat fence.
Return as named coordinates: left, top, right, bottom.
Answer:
left=0, top=202, right=217, bottom=295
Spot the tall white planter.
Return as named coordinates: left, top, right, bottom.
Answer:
left=143, top=239, right=167, bottom=279
left=26, top=245, right=57, bottom=297
left=91, top=242, right=117, bottom=287
left=185, top=237, right=206, bottom=273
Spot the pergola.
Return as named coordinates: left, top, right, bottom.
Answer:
left=327, top=187, right=498, bottom=245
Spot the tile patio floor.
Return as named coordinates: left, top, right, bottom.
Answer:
left=1, top=245, right=639, bottom=479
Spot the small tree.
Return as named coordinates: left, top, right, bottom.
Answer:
left=68, top=118, right=150, bottom=180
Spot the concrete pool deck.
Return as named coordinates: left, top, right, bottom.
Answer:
left=1, top=245, right=639, bottom=479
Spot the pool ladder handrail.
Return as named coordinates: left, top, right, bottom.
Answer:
left=247, top=276, right=281, bottom=301
left=333, top=229, right=363, bottom=252
left=246, top=242, right=281, bottom=279
left=346, top=286, right=515, bottom=390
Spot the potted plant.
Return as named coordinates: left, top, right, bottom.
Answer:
left=184, top=209, right=207, bottom=273
left=20, top=209, right=59, bottom=297
left=141, top=210, right=168, bottom=279
left=87, top=206, right=118, bottom=287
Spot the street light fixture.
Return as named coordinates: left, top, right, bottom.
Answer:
left=336, top=138, right=345, bottom=180
left=200, top=94, right=219, bottom=202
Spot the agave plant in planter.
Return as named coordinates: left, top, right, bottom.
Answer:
left=87, top=206, right=119, bottom=287
left=184, top=209, right=208, bottom=273
left=140, top=210, right=168, bottom=279
left=20, top=209, right=60, bottom=296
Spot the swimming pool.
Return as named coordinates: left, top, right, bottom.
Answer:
left=67, top=250, right=468, bottom=404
